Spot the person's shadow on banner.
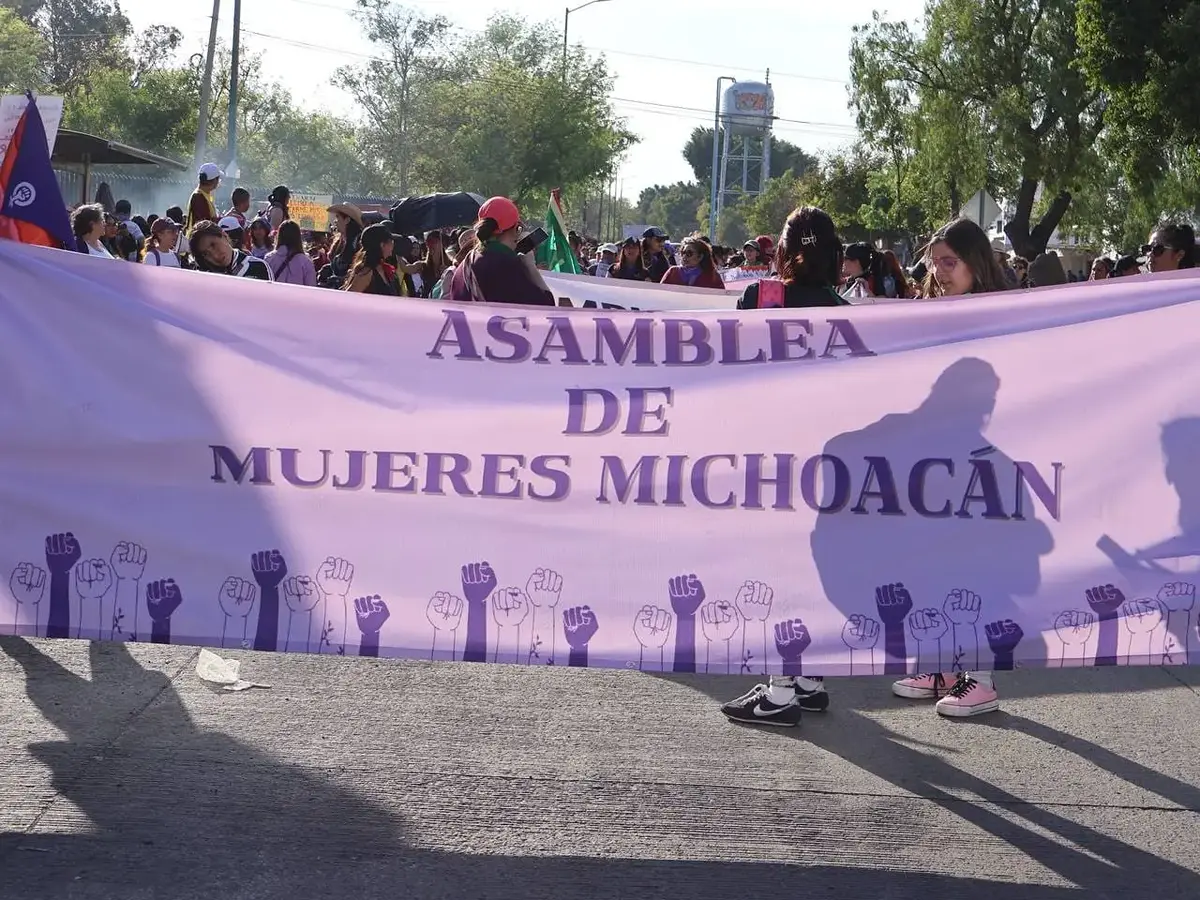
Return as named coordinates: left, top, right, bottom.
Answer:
left=810, top=358, right=1055, bottom=675
left=1096, top=416, right=1200, bottom=666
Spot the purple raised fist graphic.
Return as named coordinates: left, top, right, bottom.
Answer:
left=1054, top=610, right=1095, bottom=646
left=908, top=608, right=949, bottom=644
left=842, top=614, right=880, bottom=651
left=1121, top=598, right=1165, bottom=635
left=426, top=591, right=464, bottom=631
left=526, top=568, right=563, bottom=609
left=45, top=532, right=82, bottom=576
left=218, top=577, right=257, bottom=618
left=875, top=582, right=914, bottom=626
left=774, top=618, right=811, bottom=675
left=633, top=605, right=672, bottom=650
left=354, top=594, right=390, bottom=634
left=734, top=580, right=774, bottom=622
left=944, top=589, right=982, bottom=625
left=461, top=561, right=498, bottom=606
left=700, top=601, right=740, bottom=643
left=284, top=576, right=318, bottom=614
left=110, top=541, right=147, bottom=582
left=563, top=605, right=599, bottom=648
left=146, top=578, right=183, bottom=644
left=147, top=579, right=183, bottom=620
left=251, top=549, right=288, bottom=589
left=1085, top=584, right=1125, bottom=617
left=1158, top=582, right=1196, bottom=612
left=491, top=587, right=530, bottom=629
left=985, top=618, right=1023, bottom=670
left=668, top=574, right=706, bottom=617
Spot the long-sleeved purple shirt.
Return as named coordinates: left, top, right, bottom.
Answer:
left=264, top=248, right=317, bottom=287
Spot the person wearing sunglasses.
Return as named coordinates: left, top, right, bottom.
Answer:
left=660, top=235, right=726, bottom=289
left=1142, top=222, right=1197, bottom=273
left=922, top=219, right=1011, bottom=297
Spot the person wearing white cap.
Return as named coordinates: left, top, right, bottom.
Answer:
left=186, top=163, right=223, bottom=237
left=589, top=243, right=618, bottom=277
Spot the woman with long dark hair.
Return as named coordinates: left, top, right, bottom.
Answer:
left=880, top=249, right=908, bottom=299
left=641, top=227, right=675, bottom=282
left=344, top=223, right=399, bottom=295
left=922, top=218, right=1011, bottom=297
left=324, top=203, right=364, bottom=288
left=608, top=237, right=649, bottom=280
left=842, top=242, right=883, bottom=301
left=1143, top=221, right=1197, bottom=273
left=265, top=220, right=317, bottom=286
left=736, top=206, right=850, bottom=310
left=420, top=232, right=450, bottom=297
left=660, top=234, right=726, bottom=289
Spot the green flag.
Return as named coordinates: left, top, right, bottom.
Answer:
left=535, top=189, right=581, bottom=274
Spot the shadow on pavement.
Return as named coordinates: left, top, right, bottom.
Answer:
left=2, top=637, right=1196, bottom=900
left=667, top=670, right=1200, bottom=899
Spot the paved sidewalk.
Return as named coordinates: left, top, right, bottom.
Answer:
left=1, top=638, right=1198, bottom=899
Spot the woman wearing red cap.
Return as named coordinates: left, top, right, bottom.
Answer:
left=449, top=196, right=555, bottom=306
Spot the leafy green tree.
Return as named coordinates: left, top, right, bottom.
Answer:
left=13, top=0, right=131, bottom=94
left=739, top=171, right=804, bottom=239
left=0, top=7, right=47, bottom=93
left=850, top=0, right=1105, bottom=258
left=637, top=181, right=707, bottom=240
left=345, top=7, right=635, bottom=206
left=1077, top=0, right=1200, bottom=189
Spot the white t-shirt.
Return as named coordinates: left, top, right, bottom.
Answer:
left=142, top=248, right=181, bottom=267
left=87, top=242, right=114, bottom=259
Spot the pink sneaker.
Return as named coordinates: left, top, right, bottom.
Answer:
left=891, top=673, right=952, bottom=700
left=935, top=674, right=1000, bottom=718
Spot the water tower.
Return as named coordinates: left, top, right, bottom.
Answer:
left=715, top=79, right=775, bottom=233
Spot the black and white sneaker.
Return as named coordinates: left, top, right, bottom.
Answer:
left=720, top=683, right=802, bottom=727
left=794, top=677, right=830, bottom=713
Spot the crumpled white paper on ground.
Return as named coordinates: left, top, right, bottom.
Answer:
left=195, top=648, right=271, bottom=692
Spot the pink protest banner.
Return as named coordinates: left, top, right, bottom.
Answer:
left=1, top=239, right=1199, bottom=675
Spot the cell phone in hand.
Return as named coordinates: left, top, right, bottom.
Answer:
left=515, top=226, right=548, bottom=255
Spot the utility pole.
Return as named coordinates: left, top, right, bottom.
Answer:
left=194, top=0, right=221, bottom=170
left=562, top=0, right=612, bottom=84
left=225, top=0, right=242, bottom=176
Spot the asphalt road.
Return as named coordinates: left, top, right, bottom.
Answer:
left=1, top=638, right=1198, bottom=899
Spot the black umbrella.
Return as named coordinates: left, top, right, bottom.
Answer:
left=389, top=192, right=486, bottom=234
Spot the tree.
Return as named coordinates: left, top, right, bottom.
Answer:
left=338, top=1, right=453, bottom=194
left=13, top=0, right=131, bottom=94
left=1077, top=0, right=1200, bottom=190
left=344, top=7, right=634, bottom=206
left=799, top=150, right=874, bottom=243
left=682, top=126, right=816, bottom=185
left=0, top=7, right=47, bottom=93
left=739, top=171, right=804, bottom=239
left=850, top=0, right=1106, bottom=259
left=637, top=181, right=707, bottom=240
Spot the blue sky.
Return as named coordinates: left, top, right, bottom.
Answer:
left=117, top=0, right=924, bottom=197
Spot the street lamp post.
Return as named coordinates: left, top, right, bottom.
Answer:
left=709, top=75, right=735, bottom=240
left=563, top=0, right=612, bottom=84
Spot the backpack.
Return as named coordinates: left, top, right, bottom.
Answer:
left=757, top=279, right=786, bottom=308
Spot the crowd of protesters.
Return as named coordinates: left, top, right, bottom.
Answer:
left=69, top=162, right=1197, bottom=316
